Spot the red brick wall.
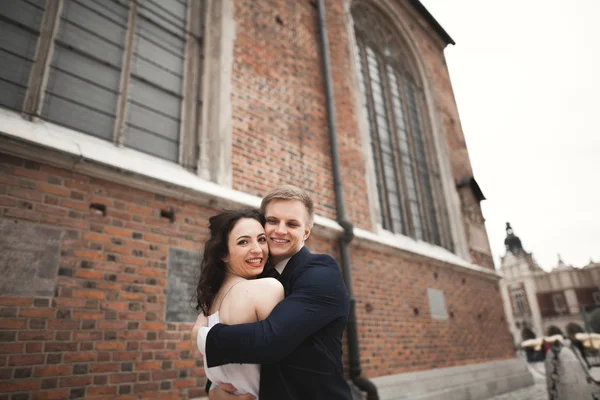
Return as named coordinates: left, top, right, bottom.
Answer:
left=0, top=155, right=210, bottom=399
left=231, top=0, right=335, bottom=218
left=0, top=154, right=514, bottom=398
left=230, top=0, right=374, bottom=231
left=348, top=245, right=513, bottom=375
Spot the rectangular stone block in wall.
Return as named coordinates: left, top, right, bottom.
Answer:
left=167, top=248, right=202, bottom=323
left=428, top=288, right=449, bottom=320
left=0, top=219, right=63, bottom=296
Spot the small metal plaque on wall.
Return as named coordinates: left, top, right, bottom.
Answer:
left=166, top=248, right=202, bottom=323
left=427, top=288, right=448, bottom=320
left=0, top=219, right=63, bottom=296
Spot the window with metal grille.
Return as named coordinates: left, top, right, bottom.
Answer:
left=352, top=3, right=450, bottom=248
left=0, top=0, right=203, bottom=168
left=0, top=0, right=45, bottom=111
left=512, top=289, right=527, bottom=316
left=552, top=293, right=567, bottom=314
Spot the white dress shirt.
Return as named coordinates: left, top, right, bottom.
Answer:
left=274, top=257, right=290, bottom=275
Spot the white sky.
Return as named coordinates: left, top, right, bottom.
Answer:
left=421, top=0, right=600, bottom=271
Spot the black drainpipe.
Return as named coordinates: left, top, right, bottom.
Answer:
left=316, top=1, right=379, bottom=399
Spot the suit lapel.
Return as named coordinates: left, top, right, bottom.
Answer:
left=278, top=246, right=310, bottom=294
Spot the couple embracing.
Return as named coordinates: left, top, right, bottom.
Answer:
left=191, top=185, right=353, bottom=400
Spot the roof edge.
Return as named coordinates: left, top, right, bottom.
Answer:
left=456, top=176, right=486, bottom=202
left=409, top=0, right=456, bottom=46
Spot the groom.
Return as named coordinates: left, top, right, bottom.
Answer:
left=193, top=185, right=353, bottom=400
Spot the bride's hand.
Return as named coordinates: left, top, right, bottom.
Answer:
left=191, top=312, right=208, bottom=352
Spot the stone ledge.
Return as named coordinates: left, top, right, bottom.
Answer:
left=354, top=358, right=533, bottom=400
left=0, top=108, right=500, bottom=281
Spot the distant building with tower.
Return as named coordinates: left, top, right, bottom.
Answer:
left=499, top=223, right=600, bottom=344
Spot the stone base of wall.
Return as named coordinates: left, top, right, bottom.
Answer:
left=194, top=359, right=533, bottom=400
left=352, top=358, right=534, bottom=400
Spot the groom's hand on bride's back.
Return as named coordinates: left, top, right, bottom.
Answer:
left=209, top=383, right=256, bottom=400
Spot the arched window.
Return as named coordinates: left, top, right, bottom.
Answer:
left=352, top=2, right=449, bottom=248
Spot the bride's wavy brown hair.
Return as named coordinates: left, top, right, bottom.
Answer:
left=195, top=208, right=266, bottom=316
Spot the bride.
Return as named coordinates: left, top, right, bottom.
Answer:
left=192, top=208, right=283, bottom=398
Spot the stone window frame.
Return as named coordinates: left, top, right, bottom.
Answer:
left=343, top=0, right=470, bottom=260
left=2, top=0, right=235, bottom=187
left=511, top=288, right=527, bottom=316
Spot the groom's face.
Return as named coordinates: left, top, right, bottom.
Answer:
left=264, top=200, right=311, bottom=263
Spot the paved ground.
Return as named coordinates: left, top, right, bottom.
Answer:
left=487, top=384, right=547, bottom=400
left=487, top=362, right=547, bottom=400
left=487, top=362, right=600, bottom=399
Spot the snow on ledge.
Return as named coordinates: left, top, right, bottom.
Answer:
left=0, top=109, right=498, bottom=279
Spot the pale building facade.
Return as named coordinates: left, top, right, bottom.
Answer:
left=499, top=223, right=600, bottom=344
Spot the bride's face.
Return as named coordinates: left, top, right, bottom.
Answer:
left=223, top=218, right=269, bottom=278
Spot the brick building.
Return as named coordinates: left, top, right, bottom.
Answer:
left=0, top=0, right=529, bottom=399
left=499, top=223, right=600, bottom=344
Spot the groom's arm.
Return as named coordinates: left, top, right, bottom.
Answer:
left=203, top=255, right=349, bottom=367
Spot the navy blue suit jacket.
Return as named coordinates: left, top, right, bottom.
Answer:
left=205, top=246, right=353, bottom=400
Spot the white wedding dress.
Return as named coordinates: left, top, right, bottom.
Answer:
left=203, top=311, right=261, bottom=398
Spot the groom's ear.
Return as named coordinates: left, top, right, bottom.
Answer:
left=303, top=227, right=311, bottom=242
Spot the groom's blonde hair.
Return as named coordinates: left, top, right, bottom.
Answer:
left=260, top=185, right=314, bottom=228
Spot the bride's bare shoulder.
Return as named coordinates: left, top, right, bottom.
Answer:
left=243, top=278, right=284, bottom=320
left=242, top=277, right=283, bottom=297
left=226, top=278, right=282, bottom=300
left=219, top=278, right=284, bottom=324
